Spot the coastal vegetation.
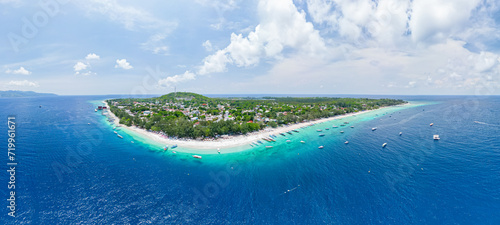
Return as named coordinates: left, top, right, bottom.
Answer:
left=107, top=92, right=406, bottom=139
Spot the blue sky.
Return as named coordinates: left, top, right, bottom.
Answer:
left=1, top=0, right=500, bottom=95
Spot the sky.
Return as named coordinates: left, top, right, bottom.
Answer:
left=1, top=0, right=500, bottom=95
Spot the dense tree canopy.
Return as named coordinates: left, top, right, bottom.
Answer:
left=107, top=92, right=406, bottom=139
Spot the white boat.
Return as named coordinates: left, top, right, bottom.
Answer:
left=382, top=143, right=387, bottom=147
left=430, top=123, right=434, bottom=126
left=316, top=129, right=322, bottom=132
left=318, top=146, right=324, bottom=149
left=332, top=125, right=338, bottom=128
left=433, top=135, right=440, bottom=140
left=340, top=131, right=344, bottom=133
left=325, top=128, right=329, bottom=130
left=372, top=127, right=377, bottom=131
left=399, top=132, right=402, bottom=136
left=350, top=126, right=354, bottom=128
left=300, top=141, right=305, bottom=143
left=345, top=141, right=349, bottom=144
left=94, top=109, right=97, bottom=112
left=193, top=155, right=202, bottom=159
left=286, top=140, right=291, bottom=143
left=217, top=148, right=221, bottom=154
left=319, top=133, right=325, bottom=136
left=172, top=151, right=176, bottom=154
left=265, top=146, right=273, bottom=148
left=114, top=131, right=117, bottom=134
left=117, top=134, right=123, bottom=138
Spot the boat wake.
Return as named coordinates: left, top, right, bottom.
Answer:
left=474, top=121, right=500, bottom=127
left=280, top=185, right=301, bottom=196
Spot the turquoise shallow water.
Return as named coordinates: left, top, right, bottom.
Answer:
left=110, top=101, right=426, bottom=155
left=1, top=95, right=499, bottom=224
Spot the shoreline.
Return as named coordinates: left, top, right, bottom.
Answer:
left=103, top=101, right=411, bottom=151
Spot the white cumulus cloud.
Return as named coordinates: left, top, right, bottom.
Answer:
left=198, top=0, right=326, bottom=75
left=7, top=80, right=39, bottom=87
left=115, top=59, right=133, bottom=70
left=158, top=71, right=196, bottom=87
left=6, top=66, right=31, bottom=75
left=73, top=62, right=88, bottom=72
left=85, top=53, right=100, bottom=60
left=409, top=0, right=481, bottom=43
left=202, top=40, right=213, bottom=51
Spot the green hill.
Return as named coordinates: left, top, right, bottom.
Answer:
left=159, top=92, right=210, bottom=101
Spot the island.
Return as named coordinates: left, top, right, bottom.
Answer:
left=105, top=93, right=406, bottom=147
left=0, top=90, right=57, bottom=98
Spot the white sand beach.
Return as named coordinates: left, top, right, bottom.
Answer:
left=103, top=101, right=410, bottom=150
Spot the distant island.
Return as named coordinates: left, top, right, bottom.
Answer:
left=106, top=92, right=406, bottom=140
left=0, top=90, right=57, bottom=98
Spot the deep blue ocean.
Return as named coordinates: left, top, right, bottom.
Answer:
left=1, top=95, right=499, bottom=224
